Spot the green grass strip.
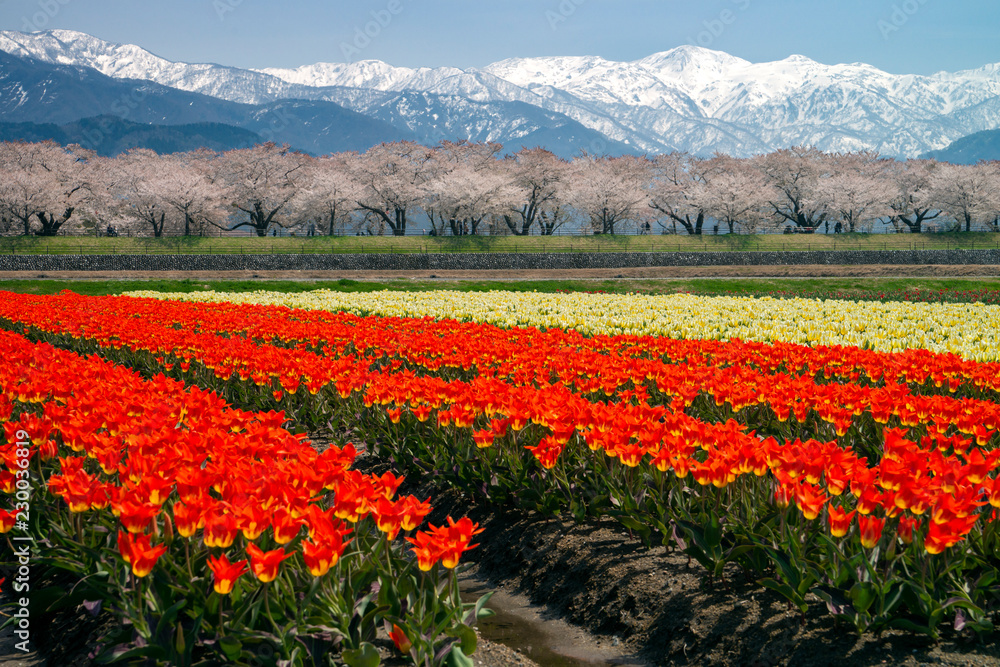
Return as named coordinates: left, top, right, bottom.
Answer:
left=5, top=276, right=1000, bottom=302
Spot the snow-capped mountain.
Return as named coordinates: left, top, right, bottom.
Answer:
left=0, top=29, right=631, bottom=157
left=0, top=28, right=299, bottom=105
left=482, top=49, right=1000, bottom=156
left=0, top=49, right=416, bottom=155
left=3, top=29, right=1000, bottom=157
left=257, top=60, right=464, bottom=94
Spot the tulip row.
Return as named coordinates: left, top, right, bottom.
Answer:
left=127, top=288, right=1000, bottom=361
left=5, top=291, right=1000, bottom=637
left=0, top=326, right=486, bottom=666
left=3, top=292, right=1000, bottom=542
left=6, top=292, right=1000, bottom=439
left=685, top=287, right=1000, bottom=306
left=10, top=289, right=1000, bottom=395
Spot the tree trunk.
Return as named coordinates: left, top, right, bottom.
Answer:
left=34, top=208, right=74, bottom=236
left=393, top=208, right=406, bottom=236
left=12, top=210, right=32, bottom=236
left=236, top=200, right=286, bottom=237
left=359, top=204, right=407, bottom=236
left=772, top=197, right=825, bottom=232
left=504, top=201, right=538, bottom=236
left=503, top=213, right=533, bottom=236
left=894, top=209, right=939, bottom=234
left=667, top=212, right=704, bottom=236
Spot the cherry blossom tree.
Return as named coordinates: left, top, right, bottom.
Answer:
left=0, top=141, right=97, bottom=236
left=931, top=162, right=1000, bottom=233
left=979, top=163, right=1000, bottom=231
left=35, top=145, right=99, bottom=236
left=10, top=138, right=1000, bottom=241
left=106, top=149, right=182, bottom=237
left=159, top=150, right=227, bottom=236
left=421, top=141, right=515, bottom=236
left=699, top=156, right=775, bottom=234
left=501, top=148, right=569, bottom=236
left=816, top=151, right=895, bottom=233
left=567, top=154, right=650, bottom=235
left=0, top=142, right=47, bottom=236
left=648, top=153, right=711, bottom=235
left=214, top=143, right=310, bottom=237
left=295, top=153, right=362, bottom=236
left=755, top=146, right=829, bottom=232
left=352, top=142, right=434, bottom=236
left=886, top=159, right=941, bottom=233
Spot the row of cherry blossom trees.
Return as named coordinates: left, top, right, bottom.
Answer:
left=1, top=141, right=998, bottom=237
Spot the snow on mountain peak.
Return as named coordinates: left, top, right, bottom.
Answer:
left=952, top=62, right=1000, bottom=80
left=3, top=29, right=1000, bottom=157
left=255, top=60, right=465, bottom=92
left=780, top=54, right=816, bottom=64
left=637, top=45, right=749, bottom=73
left=0, top=28, right=299, bottom=105
left=0, top=29, right=161, bottom=72
left=483, top=55, right=610, bottom=85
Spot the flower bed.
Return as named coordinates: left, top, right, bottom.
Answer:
left=126, top=288, right=1000, bottom=361
left=0, top=323, right=486, bottom=666
left=4, top=291, right=1000, bottom=641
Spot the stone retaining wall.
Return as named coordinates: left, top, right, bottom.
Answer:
left=1, top=249, right=999, bottom=272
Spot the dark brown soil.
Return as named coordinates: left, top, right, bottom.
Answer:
left=373, top=626, right=541, bottom=667
left=0, top=598, right=115, bottom=667
left=463, top=510, right=1000, bottom=667
left=468, top=638, right=541, bottom=667
left=372, top=449, right=1000, bottom=667
left=0, top=625, right=44, bottom=667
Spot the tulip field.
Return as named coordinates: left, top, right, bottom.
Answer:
left=0, top=292, right=487, bottom=666
left=4, top=286, right=1000, bottom=663
left=127, top=287, right=1000, bottom=361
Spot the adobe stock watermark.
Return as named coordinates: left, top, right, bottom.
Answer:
left=689, top=0, right=752, bottom=49
left=546, top=0, right=587, bottom=31
left=80, top=88, right=150, bottom=148
left=213, top=0, right=242, bottom=21
left=20, top=0, right=74, bottom=32
left=256, top=105, right=294, bottom=145
left=878, top=0, right=931, bottom=40
left=588, top=137, right=608, bottom=156
left=340, top=0, right=408, bottom=61
left=10, top=428, right=34, bottom=653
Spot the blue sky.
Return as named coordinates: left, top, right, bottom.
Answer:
left=1, top=0, right=998, bottom=74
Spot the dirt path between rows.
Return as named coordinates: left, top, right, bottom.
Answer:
left=3, top=264, right=1000, bottom=283
left=466, top=510, right=1000, bottom=667
left=350, top=450, right=1000, bottom=667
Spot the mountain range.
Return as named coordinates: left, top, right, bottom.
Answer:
left=0, top=115, right=263, bottom=155
left=1, top=29, right=1000, bottom=159
left=921, top=129, right=1000, bottom=164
